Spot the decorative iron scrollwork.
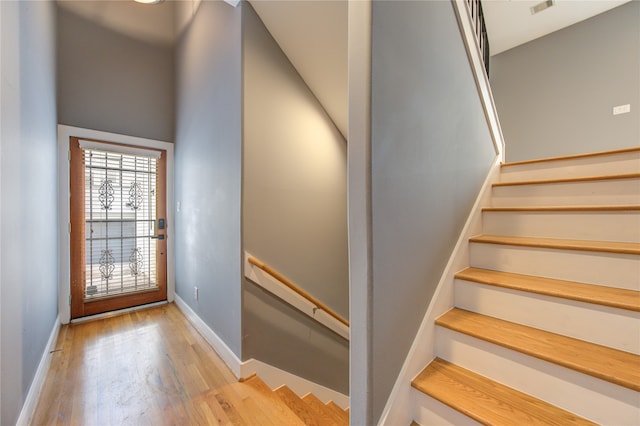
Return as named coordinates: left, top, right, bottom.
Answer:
left=98, top=178, right=115, bottom=210
left=127, top=181, right=144, bottom=210
left=99, top=249, right=115, bottom=280
left=129, top=247, right=144, bottom=276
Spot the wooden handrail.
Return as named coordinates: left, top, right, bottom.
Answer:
left=248, top=257, right=350, bottom=327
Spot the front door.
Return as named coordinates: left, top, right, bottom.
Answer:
left=69, top=137, right=167, bottom=319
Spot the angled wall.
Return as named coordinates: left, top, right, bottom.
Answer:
left=0, top=2, right=58, bottom=424
left=367, top=0, right=496, bottom=421
left=174, top=0, right=243, bottom=357
left=242, top=3, right=349, bottom=393
left=491, top=1, right=640, bottom=162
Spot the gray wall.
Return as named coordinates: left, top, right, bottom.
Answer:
left=242, top=3, right=348, bottom=318
left=491, top=1, right=640, bottom=162
left=241, top=3, right=349, bottom=393
left=57, top=5, right=175, bottom=142
left=369, top=1, right=495, bottom=421
left=174, top=0, right=243, bottom=357
left=1, top=1, right=59, bottom=424
left=244, top=285, right=349, bottom=394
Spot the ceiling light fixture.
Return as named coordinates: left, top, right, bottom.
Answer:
left=530, top=0, right=554, bottom=15
left=134, top=0, right=164, bottom=4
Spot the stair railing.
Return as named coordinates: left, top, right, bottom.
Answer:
left=452, top=0, right=505, bottom=161
left=245, top=253, right=349, bottom=340
left=466, top=0, right=490, bottom=75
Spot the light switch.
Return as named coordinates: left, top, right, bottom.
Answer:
left=613, top=104, right=631, bottom=115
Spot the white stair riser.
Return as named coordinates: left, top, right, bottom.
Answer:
left=482, top=211, right=640, bottom=243
left=491, top=178, right=640, bottom=207
left=412, top=389, right=482, bottom=426
left=469, top=243, right=640, bottom=291
left=436, top=328, right=640, bottom=426
left=500, top=152, right=640, bottom=183
left=455, top=280, right=640, bottom=354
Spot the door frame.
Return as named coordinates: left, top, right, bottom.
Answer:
left=58, top=125, right=175, bottom=324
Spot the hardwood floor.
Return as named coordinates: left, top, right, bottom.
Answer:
left=30, top=303, right=345, bottom=425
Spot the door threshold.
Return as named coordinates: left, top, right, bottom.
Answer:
left=70, top=300, right=168, bottom=324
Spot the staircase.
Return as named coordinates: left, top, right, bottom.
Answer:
left=411, top=147, right=640, bottom=425
left=202, top=374, right=349, bottom=425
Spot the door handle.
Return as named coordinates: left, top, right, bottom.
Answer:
left=150, top=234, right=165, bottom=240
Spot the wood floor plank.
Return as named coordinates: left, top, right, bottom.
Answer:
left=469, top=234, right=640, bottom=255
left=436, top=308, right=640, bottom=391
left=31, top=303, right=334, bottom=426
left=412, top=358, right=597, bottom=426
left=455, top=267, right=640, bottom=311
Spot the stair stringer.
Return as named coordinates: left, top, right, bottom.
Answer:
left=377, top=156, right=502, bottom=426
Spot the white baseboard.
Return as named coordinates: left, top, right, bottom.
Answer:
left=70, top=301, right=168, bottom=324
left=173, top=294, right=243, bottom=378
left=174, top=294, right=349, bottom=409
left=241, top=358, right=350, bottom=409
left=377, top=156, right=502, bottom=426
left=16, top=315, right=61, bottom=426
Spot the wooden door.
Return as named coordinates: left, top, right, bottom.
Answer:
left=70, top=137, right=167, bottom=319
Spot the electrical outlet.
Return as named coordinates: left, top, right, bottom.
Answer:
left=613, top=104, right=631, bottom=115
left=194, top=286, right=199, bottom=301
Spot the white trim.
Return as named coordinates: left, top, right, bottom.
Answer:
left=378, top=156, right=502, bottom=426
left=173, top=294, right=243, bottom=378
left=240, top=358, right=350, bottom=409
left=452, top=0, right=506, bottom=162
left=70, top=301, right=167, bottom=324
left=78, top=139, right=162, bottom=159
left=15, top=315, right=61, bottom=426
left=173, top=295, right=349, bottom=409
left=243, top=252, right=349, bottom=340
left=57, top=125, right=175, bottom=324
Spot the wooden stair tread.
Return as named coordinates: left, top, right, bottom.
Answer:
left=412, top=358, right=597, bottom=426
left=436, top=309, right=640, bottom=391
left=275, top=386, right=323, bottom=426
left=483, top=205, right=640, bottom=212
left=325, top=401, right=349, bottom=424
left=469, top=234, right=640, bottom=255
left=492, top=172, right=640, bottom=187
left=455, top=267, right=640, bottom=312
left=242, top=376, right=306, bottom=425
left=302, top=394, right=344, bottom=426
left=501, top=146, right=640, bottom=168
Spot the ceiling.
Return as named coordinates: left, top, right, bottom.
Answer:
left=56, top=0, right=631, bottom=142
left=483, top=0, right=631, bottom=55
left=249, top=0, right=630, bottom=141
left=248, top=0, right=348, bottom=139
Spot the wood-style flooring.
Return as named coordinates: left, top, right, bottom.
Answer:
left=30, top=303, right=345, bottom=425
